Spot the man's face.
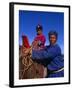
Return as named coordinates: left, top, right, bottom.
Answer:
left=37, top=29, right=42, bottom=35
left=49, top=35, right=57, bottom=45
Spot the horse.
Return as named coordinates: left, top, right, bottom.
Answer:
left=19, top=46, right=46, bottom=79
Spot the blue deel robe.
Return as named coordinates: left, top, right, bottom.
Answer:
left=32, top=44, right=64, bottom=78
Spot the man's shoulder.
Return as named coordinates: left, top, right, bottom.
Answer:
left=54, top=44, right=61, bottom=53
left=55, top=44, right=61, bottom=48
left=46, top=44, right=61, bottom=49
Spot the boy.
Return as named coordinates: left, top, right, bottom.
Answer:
left=32, top=24, right=46, bottom=50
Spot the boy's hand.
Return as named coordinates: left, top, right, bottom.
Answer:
left=24, top=49, right=30, bottom=54
left=23, top=47, right=32, bottom=56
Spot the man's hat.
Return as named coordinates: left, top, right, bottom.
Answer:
left=36, top=24, right=43, bottom=31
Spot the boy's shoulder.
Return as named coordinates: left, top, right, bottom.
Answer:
left=41, top=34, right=45, bottom=37
left=41, top=34, right=46, bottom=39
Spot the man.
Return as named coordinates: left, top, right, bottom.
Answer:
left=32, top=31, right=64, bottom=78
left=32, top=24, right=46, bottom=50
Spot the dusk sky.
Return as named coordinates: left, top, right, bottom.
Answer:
left=19, top=10, right=64, bottom=54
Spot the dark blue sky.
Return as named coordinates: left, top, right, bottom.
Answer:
left=19, top=10, right=64, bottom=54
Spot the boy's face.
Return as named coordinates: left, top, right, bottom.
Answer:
left=49, top=35, right=57, bottom=45
left=37, top=29, right=42, bottom=35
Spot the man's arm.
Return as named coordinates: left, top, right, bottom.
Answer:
left=32, top=49, right=48, bottom=60
left=32, top=45, right=61, bottom=63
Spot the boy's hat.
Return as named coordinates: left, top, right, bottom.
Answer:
left=36, top=24, right=43, bottom=31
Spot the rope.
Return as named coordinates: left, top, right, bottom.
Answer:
left=20, top=53, right=33, bottom=79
